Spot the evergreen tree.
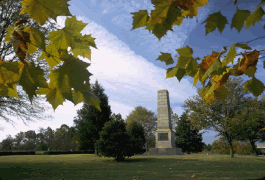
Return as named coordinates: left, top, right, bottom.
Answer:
left=175, top=110, right=204, bottom=154
left=94, top=118, right=134, bottom=161
left=126, top=121, right=146, bottom=155
left=73, top=79, right=112, bottom=152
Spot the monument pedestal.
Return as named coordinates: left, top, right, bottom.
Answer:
left=149, top=147, right=182, bottom=155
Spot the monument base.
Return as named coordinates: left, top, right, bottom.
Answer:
left=149, top=147, right=182, bottom=155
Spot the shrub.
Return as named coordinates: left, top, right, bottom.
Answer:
left=212, top=137, right=258, bottom=155
left=94, top=119, right=134, bottom=161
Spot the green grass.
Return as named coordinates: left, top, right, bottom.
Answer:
left=0, top=152, right=265, bottom=180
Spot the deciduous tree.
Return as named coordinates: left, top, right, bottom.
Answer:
left=232, top=96, right=265, bottom=156
left=42, top=126, right=55, bottom=151
left=0, top=0, right=58, bottom=131
left=13, top=131, right=25, bottom=151
left=183, top=77, right=254, bottom=157
left=125, top=106, right=157, bottom=151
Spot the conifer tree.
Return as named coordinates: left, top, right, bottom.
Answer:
left=175, top=110, right=204, bottom=154
left=73, top=79, right=112, bottom=152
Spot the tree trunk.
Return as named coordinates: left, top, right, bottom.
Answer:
left=249, top=140, right=259, bottom=156
left=228, top=140, right=234, bottom=158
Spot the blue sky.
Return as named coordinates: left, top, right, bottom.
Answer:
left=1, top=0, right=265, bottom=145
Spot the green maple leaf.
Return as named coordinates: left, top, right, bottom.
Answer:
left=131, top=10, right=150, bottom=30
left=202, top=11, right=229, bottom=35
left=0, top=84, right=19, bottom=98
left=175, top=46, right=194, bottom=70
left=222, top=44, right=236, bottom=67
left=148, top=0, right=172, bottom=24
left=166, top=67, right=185, bottom=82
left=151, top=22, right=170, bottom=40
left=38, top=44, right=62, bottom=69
left=243, top=77, right=265, bottom=97
left=184, top=58, right=198, bottom=77
left=78, top=90, right=102, bottom=112
left=235, top=43, right=252, bottom=50
left=45, top=86, right=65, bottom=111
left=202, top=60, right=222, bottom=84
left=71, top=89, right=84, bottom=105
left=193, top=71, right=200, bottom=87
left=23, top=26, right=46, bottom=54
left=2, top=26, right=14, bottom=43
left=244, top=66, right=257, bottom=78
left=214, top=85, right=228, bottom=101
left=19, top=0, right=72, bottom=25
left=18, top=63, right=49, bottom=103
left=58, top=56, right=92, bottom=92
left=163, top=6, right=182, bottom=30
left=245, top=1, right=265, bottom=29
left=156, top=52, right=174, bottom=65
left=64, top=16, right=88, bottom=36
left=176, top=45, right=193, bottom=57
left=48, top=29, right=70, bottom=50
left=70, top=34, right=97, bottom=60
left=205, top=82, right=218, bottom=98
left=0, top=61, right=24, bottom=88
left=231, top=8, right=251, bottom=32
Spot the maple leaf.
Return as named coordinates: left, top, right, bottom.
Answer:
left=235, top=43, right=252, bottom=50
left=19, top=0, right=72, bottom=25
left=38, top=44, right=62, bottom=69
left=201, top=59, right=222, bottom=84
left=184, top=58, right=199, bottom=77
left=222, top=44, right=236, bottom=67
left=238, top=50, right=259, bottom=73
left=244, top=66, right=257, bottom=77
left=0, top=62, right=24, bottom=92
left=156, top=52, right=174, bottom=65
left=70, top=35, right=97, bottom=60
left=243, top=77, right=265, bottom=97
left=231, top=8, right=251, bottom=33
left=245, top=0, right=265, bottom=29
left=149, top=0, right=172, bottom=24
left=180, top=0, right=208, bottom=18
left=18, top=63, right=48, bottom=103
left=163, top=6, right=182, bottom=30
left=24, top=26, right=46, bottom=53
left=0, top=84, right=19, bottom=98
left=166, top=67, right=185, bottom=82
left=45, top=86, right=65, bottom=111
left=64, top=16, right=88, bottom=37
left=200, top=51, right=219, bottom=75
left=202, top=11, right=229, bottom=35
left=171, top=0, right=195, bottom=11
left=131, top=10, right=150, bottom=30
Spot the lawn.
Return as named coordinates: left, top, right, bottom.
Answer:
left=0, top=152, right=264, bottom=180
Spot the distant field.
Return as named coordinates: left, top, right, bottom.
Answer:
left=0, top=152, right=264, bottom=180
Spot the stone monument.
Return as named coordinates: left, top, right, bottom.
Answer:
left=149, top=89, right=182, bottom=155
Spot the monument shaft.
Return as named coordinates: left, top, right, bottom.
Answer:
left=149, top=89, right=182, bottom=155
left=156, top=89, right=175, bottom=148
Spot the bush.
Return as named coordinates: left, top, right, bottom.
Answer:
left=212, top=137, right=259, bottom=155
left=126, top=121, right=146, bottom=155
left=94, top=119, right=134, bottom=161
